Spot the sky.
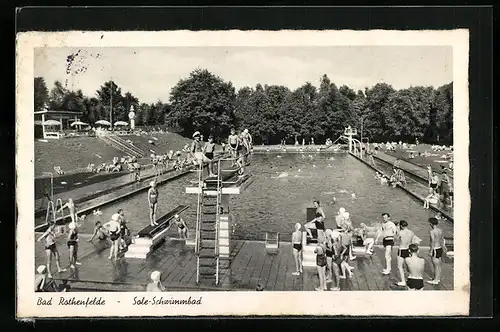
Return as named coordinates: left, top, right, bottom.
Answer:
left=34, top=46, right=453, bottom=104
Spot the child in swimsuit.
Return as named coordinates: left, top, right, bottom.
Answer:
left=203, top=136, right=216, bottom=177
left=314, top=243, right=327, bottom=291
left=174, top=214, right=188, bottom=239
left=291, top=223, right=303, bottom=276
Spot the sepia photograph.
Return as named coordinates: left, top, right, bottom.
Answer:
left=17, top=29, right=470, bottom=317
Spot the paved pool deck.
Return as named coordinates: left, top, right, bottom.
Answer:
left=35, top=233, right=453, bottom=292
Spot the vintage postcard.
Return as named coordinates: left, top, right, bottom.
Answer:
left=16, top=29, right=469, bottom=317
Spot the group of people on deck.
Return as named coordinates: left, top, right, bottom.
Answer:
left=291, top=200, right=447, bottom=291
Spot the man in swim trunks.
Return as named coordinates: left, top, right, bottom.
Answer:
left=88, top=221, right=108, bottom=242
left=240, top=129, right=253, bottom=164
left=228, top=128, right=240, bottom=163
left=375, top=213, right=397, bottom=275
left=396, top=220, right=417, bottom=286
left=291, top=223, right=303, bottom=276
left=405, top=244, right=425, bottom=290
left=173, top=214, right=188, bottom=239
left=304, top=200, right=326, bottom=239
left=191, top=131, right=211, bottom=167
left=148, top=181, right=159, bottom=226
left=203, top=135, right=216, bottom=177
left=427, top=217, right=444, bottom=285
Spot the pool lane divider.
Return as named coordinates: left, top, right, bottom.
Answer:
left=349, top=152, right=454, bottom=223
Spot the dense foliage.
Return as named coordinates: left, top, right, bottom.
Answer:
left=34, top=69, right=453, bottom=144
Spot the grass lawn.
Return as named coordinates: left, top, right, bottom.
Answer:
left=121, top=131, right=193, bottom=156
left=384, top=144, right=454, bottom=176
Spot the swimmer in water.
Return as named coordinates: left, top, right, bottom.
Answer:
left=291, top=223, right=303, bottom=276
left=88, top=221, right=108, bottom=242
left=57, top=198, right=77, bottom=224
left=174, top=214, right=188, bottom=239
left=148, top=181, right=159, bottom=226
left=304, top=200, right=326, bottom=239
left=37, top=223, right=67, bottom=278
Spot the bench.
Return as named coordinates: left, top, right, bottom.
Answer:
left=124, top=205, right=189, bottom=259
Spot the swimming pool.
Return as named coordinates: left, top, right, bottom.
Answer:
left=78, top=153, right=453, bottom=246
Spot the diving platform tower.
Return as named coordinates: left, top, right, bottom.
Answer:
left=185, top=156, right=253, bottom=286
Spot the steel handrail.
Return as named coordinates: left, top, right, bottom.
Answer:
left=194, top=162, right=203, bottom=285
left=214, top=159, right=223, bottom=285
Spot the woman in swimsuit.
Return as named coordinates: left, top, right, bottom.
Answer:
left=67, top=222, right=81, bottom=268
left=174, top=214, right=188, bottom=239
left=148, top=181, right=159, bottom=226
left=330, top=231, right=342, bottom=290
left=103, top=213, right=122, bottom=260
left=291, top=223, right=303, bottom=276
left=424, top=187, right=440, bottom=209
left=314, top=242, right=328, bottom=291
left=37, top=224, right=67, bottom=278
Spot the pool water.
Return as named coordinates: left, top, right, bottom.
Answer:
left=78, top=153, right=453, bottom=246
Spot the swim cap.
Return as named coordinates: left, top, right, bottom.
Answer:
left=174, top=214, right=179, bottom=218
left=150, top=181, right=156, bottom=187
left=111, top=213, right=120, bottom=222
left=295, top=223, right=301, bottom=230
left=325, top=229, right=332, bottom=237
left=339, top=207, right=346, bottom=214
left=343, top=212, right=350, bottom=219
left=192, top=131, right=201, bottom=138
left=68, top=222, right=76, bottom=230
left=151, top=271, right=161, bottom=282
left=37, top=265, right=46, bottom=274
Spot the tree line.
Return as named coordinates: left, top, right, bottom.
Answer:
left=34, top=69, right=453, bottom=144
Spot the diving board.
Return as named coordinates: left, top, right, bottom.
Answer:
left=185, top=174, right=252, bottom=195
left=125, top=204, right=189, bottom=259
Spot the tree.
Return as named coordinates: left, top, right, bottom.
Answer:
left=95, top=81, right=125, bottom=123
left=364, top=83, right=396, bottom=139
left=168, top=69, right=236, bottom=139
left=34, top=77, right=49, bottom=112
left=48, top=80, right=69, bottom=110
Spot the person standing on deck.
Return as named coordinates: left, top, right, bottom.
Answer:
left=427, top=217, right=445, bottom=285
left=37, top=224, right=67, bottom=278
left=148, top=181, right=159, bottom=226
left=240, top=129, right=253, bottom=163
left=405, top=244, right=425, bottom=290
left=203, top=135, right=216, bottom=177
left=395, top=220, right=421, bottom=287
left=375, top=213, right=397, bottom=275
left=57, top=198, right=77, bottom=224
left=440, top=170, right=451, bottom=206
left=228, top=128, right=240, bottom=164
left=314, top=242, right=327, bottom=291
left=291, top=223, right=303, bottom=276
left=191, top=131, right=210, bottom=167
left=67, top=222, right=81, bottom=269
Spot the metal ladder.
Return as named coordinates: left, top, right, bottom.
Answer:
left=195, top=162, right=222, bottom=285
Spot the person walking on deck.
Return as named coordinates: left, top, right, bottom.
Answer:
left=427, top=217, right=445, bottom=285
left=405, top=244, right=425, bottom=290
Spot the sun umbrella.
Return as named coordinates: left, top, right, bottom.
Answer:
left=114, top=121, right=128, bottom=126
left=43, top=120, right=61, bottom=126
left=95, top=120, right=112, bottom=126
left=70, top=121, right=88, bottom=127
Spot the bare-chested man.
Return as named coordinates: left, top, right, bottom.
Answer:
left=375, top=213, right=397, bottom=275
left=427, top=217, right=444, bottom=285
left=396, top=220, right=417, bottom=286
left=404, top=244, right=425, bottom=290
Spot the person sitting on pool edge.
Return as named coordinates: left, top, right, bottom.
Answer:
left=424, top=187, right=440, bottom=209
left=88, top=221, right=108, bottom=242
left=174, top=214, right=189, bottom=239
left=304, top=200, right=326, bottom=239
